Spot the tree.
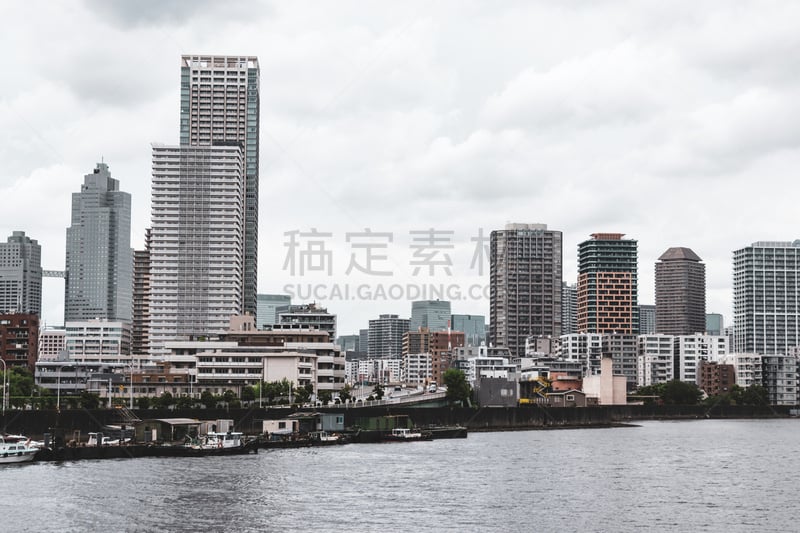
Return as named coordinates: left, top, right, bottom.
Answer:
left=443, top=369, right=472, bottom=406
left=222, top=389, right=237, bottom=406
left=155, top=392, right=175, bottom=409
left=338, top=384, right=353, bottom=403
left=4, top=366, right=35, bottom=408
left=318, top=390, right=333, bottom=405
left=241, top=386, right=256, bottom=404
left=137, top=396, right=151, bottom=409
left=79, top=391, right=100, bottom=409
left=175, top=395, right=195, bottom=409
left=741, top=385, right=769, bottom=405
left=372, top=383, right=384, bottom=400
left=200, top=390, right=216, bottom=408
left=659, top=380, right=702, bottom=405
left=294, top=383, right=313, bottom=405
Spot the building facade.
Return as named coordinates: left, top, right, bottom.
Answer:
left=368, top=314, right=410, bottom=358
left=705, top=313, right=724, bottom=336
left=674, top=334, right=729, bottom=384
left=132, top=228, right=151, bottom=356
left=276, top=303, right=336, bottom=339
left=256, top=294, right=291, bottom=330
left=451, top=314, right=486, bottom=347
left=637, top=334, right=675, bottom=387
left=697, top=361, right=736, bottom=397
left=65, top=320, right=132, bottom=362
left=490, top=223, right=563, bottom=358
left=0, top=313, right=39, bottom=370
left=561, top=282, right=577, bottom=336
left=38, top=328, right=66, bottom=361
left=410, top=300, right=451, bottom=332
left=0, top=231, right=42, bottom=316
left=180, top=55, right=260, bottom=316
left=65, top=163, right=132, bottom=324
left=638, top=304, right=656, bottom=335
left=402, top=327, right=465, bottom=385
left=148, top=144, right=245, bottom=355
left=718, top=353, right=762, bottom=389
left=733, top=241, right=800, bottom=355
left=655, top=247, right=706, bottom=336
left=577, top=233, right=638, bottom=334
left=760, top=354, right=799, bottom=405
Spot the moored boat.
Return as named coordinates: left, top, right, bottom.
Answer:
left=383, top=427, right=432, bottom=442
left=0, top=435, right=38, bottom=464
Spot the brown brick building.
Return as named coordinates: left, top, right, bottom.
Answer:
left=0, top=313, right=39, bottom=371
left=402, top=327, right=465, bottom=385
left=698, top=360, right=736, bottom=397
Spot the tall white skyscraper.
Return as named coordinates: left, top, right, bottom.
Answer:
left=0, top=231, right=42, bottom=315
left=180, top=55, right=260, bottom=317
left=733, top=240, right=800, bottom=355
left=148, top=144, right=245, bottom=355
left=65, top=163, right=132, bottom=323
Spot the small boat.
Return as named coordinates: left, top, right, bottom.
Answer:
left=308, top=431, right=348, bottom=446
left=0, top=435, right=38, bottom=464
left=383, top=428, right=432, bottom=442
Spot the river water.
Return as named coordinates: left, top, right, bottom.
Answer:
left=2, top=419, right=796, bottom=532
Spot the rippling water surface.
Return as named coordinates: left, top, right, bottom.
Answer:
left=2, top=419, right=797, bottom=532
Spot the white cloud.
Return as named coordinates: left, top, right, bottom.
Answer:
left=2, top=1, right=799, bottom=334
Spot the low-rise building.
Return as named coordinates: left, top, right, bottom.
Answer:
left=38, top=327, right=66, bottom=360
left=402, top=353, right=432, bottom=385
left=697, top=360, right=736, bottom=396
left=718, top=353, right=762, bottom=388
left=674, top=334, right=728, bottom=384
left=65, top=320, right=131, bottom=362
left=637, top=334, right=675, bottom=387
left=761, top=354, right=799, bottom=406
left=583, top=356, right=628, bottom=405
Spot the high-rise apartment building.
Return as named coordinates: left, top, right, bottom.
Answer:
left=577, top=233, right=638, bottom=334
left=65, top=163, right=132, bottom=324
left=0, top=231, right=42, bottom=315
left=368, top=314, right=410, bottom=358
left=410, top=300, right=451, bottom=332
left=131, top=228, right=151, bottom=356
left=561, top=282, right=577, bottom=336
left=638, top=304, right=656, bottom=334
left=733, top=241, right=800, bottom=355
left=490, top=223, right=562, bottom=358
left=655, top=247, right=706, bottom=336
left=181, top=55, right=260, bottom=316
left=148, top=144, right=245, bottom=355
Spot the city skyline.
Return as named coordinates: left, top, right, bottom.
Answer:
left=3, top=2, right=800, bottom=334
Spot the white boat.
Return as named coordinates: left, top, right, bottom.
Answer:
left=384, top=427, right=431, bottom=441
left=192, top=431, right=246, bottom=450
left=309, top=431, right=340, bottom=442
left=0, top=435, right=38, bottom=464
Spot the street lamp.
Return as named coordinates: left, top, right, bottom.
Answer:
left=56, top=364, right=70, bottom=411
left=1, top=358, right=7, bottom=420
left=122, top=363, right=134, bottom=410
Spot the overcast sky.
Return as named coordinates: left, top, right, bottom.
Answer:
left=3, top=1, right=800, bottom=335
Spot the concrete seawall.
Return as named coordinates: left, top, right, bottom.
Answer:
left=1, top=404, right=792, bottom=439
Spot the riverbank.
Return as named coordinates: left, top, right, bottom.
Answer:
left=0, top=404, right=793, bottom=440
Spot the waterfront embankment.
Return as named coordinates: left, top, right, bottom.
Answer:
left=0, top=404, right=792, bottom=439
